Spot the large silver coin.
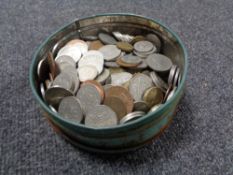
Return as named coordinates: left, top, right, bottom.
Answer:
left=150, top=71, right=168, bottom=92
left=55, top=55, right=76, bottom=68
left=98, top=33, right=117, bottom=45
left=146, top=53, right=173, bottom=73
left=129, top=73, right=153, bottom=101
left=58, top=96, right=83, bottom=123
left=44, top=86, right=73, bottom=109
left=146, top=33, right=161, bottom=52
left=95, top=68, right=110, bottom=85
left=121, top=54, right=142, bottom=64
left=57, top=45, right=81, bottom=63
left=84, top=105, right=118, bottom=128
left=111, top=72, right=133, bottom=86
left=133, top=101, right=150, bottom=113
left=52, top=72, right=74, bottom=91
left=57, top=61, right=76, bottom=72
left=77, top=65, right=98, bottom=82
left=168, top=65, right=178, bottom=86
left=120, top=111, right=145, bottom=124
left=134, top=41, right=154, bottom=53
left=99, top=45, right=121, bottom=61
left=76, top=84, right=101, bottom=114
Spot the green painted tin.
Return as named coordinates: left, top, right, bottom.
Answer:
left=29, top=13, right=188, bottom=153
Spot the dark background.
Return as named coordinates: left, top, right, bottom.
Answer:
left=0, top=0, right=232, bottom=174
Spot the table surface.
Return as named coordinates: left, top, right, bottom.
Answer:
left=0, top=0, right=232, bottom=174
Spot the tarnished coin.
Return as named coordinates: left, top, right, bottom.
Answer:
left=121, top=54, right=142, bottom=64
left=52, top=72, right=74, bottom=91
left=116, top=42, right=134, bottom=52
left=109, top=67, right=125, bottom=74
left=168, top=65, right=178, bottom=85
left=95, top=68, right=110, bottom=85
left=77, top=65, right=98, bottom=82
left=84, top=105, right=118, bottom=128
left=76, top=84, right=102, bottom=114
left=44, top=86, right=73, bottom=109
left=82, top=80, right=105, bottom=102
left=66, top=39, right=88, bottom=55
left=129, top=73, right=153, bottom=101
left=146, top=33, right=161, bottom=52
left=146, top=53, right=173, bottom=73
left=49, top=105, right=57, bottom=113
left=37, top=57, right=49, bottom=81
left=78, top=50, right=104, bottom=74
left=98, top=33, right=117, bottom=45
left=57, top=45, right=82, bottom=63
left=133, top=101, right=150, bottom=113
left=149, top=104, right=162, bottom=113
left=120, top=111, right=145, bottom=124
left=173, top=67, right=180, bottom=87
left=143, top=87, right=164, bottom=108
left=80, top=34, right=98, bottom=41
left=105, top=86, right=134, bottom=113
left=55, top=55, right=76, bottom=68
left=111, top=72, right=133, bottom=86
left=131, top=35, right=145, bottom=45
left=104, top=61, right=120, bottom=68
left=134, top=41, right=154, bottom=53
left=104, top=95, right=127, bottom=120
left=116, top=57, right=140, bottom=68
left=150, top=71, right=168, bottom=92
left=58, top=96, right=83, bottom=123
left=47, top=52, right=59, bottom=79
left=99, top=45, right=121, bottom=61
left=166, top=86, right=177, bottom=102
left=89, top=40, right=104, bottom=50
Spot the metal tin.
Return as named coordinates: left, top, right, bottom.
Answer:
left=29, top=14, right=188, bottom=153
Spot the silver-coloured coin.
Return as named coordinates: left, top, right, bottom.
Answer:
left=98, top=33, right=117, bottom=45
left=168, top=65, right=178, bottom=86
left=76, top=84, right=101, bottom=114
left=95, top=68, right=110, bottom=85
left=57, top=45, right=82, bottom=63
left=44, top=86, right=73, bottom=109
left=178, top=72, right=182, bottom=85
left=120, top=111, right=145, bottom=124
left=99, top=45, right=121, bottom=61
left=78, top=50, right=104, bottom=74
left=49, top=105, right=57, bottom=113
left=129, top=73, right=153, bottom=101
left=112, top=31, right=134, bottom=43
left=146, top=53, right=173, bottom=73
left=66, top=39, right=88, bottom=55
left=121, top=54, right=142, bottom=64
left=133, top=101, right=150, bottom=113
left=84, top=105, right=118, bottom=128
left=104, top=61, right=120, bottom=68
left=149, top=104, right=162, bottom=113
left=77, top=65, right=98, bottom=82
left=37, top=57, right=49, bottom=81
left=133, top=45, right=157, bottom=58
left=55, top=55, right=76, bottom=68
left=57, top=61, right=76, bottom=72
left=80, top=34, right=98, bottom=41
left=150, top=71, right=168, bottom=92
left=40, top=83, right=45, bottom=100
left=111, top=72, right=133, bottom=86
left=146, top=33, right=161, bottom=52
left=58, top=96, right=83, bottom=123
left=134, top=41, right=154, bottom=53
left=52, top=72, right=74, bottom=91
left=173, top=67, right=180, bottom=87
left=130, top=59, right=148, bottom=70
left=166, top=87, right=177, bottom=102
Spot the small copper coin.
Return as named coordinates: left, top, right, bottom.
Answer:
left=143, top=87, right=164, bottom=108
left=105, top=86, right=134, bottom=113
left=116, top=42, right=134, bottom=52
left=104, top=95, right=127, bottom=120
left=82, top=80, right=105, bottom=102
left=89, top=40, right=104, bottom=50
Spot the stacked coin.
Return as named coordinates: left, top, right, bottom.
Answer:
left=37, top=30, right=181, bottom=128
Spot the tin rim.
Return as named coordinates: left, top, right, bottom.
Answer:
left=29, top=13, right=188, bottom=132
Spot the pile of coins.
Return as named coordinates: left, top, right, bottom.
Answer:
left=37, top=30, right=181, bottom=128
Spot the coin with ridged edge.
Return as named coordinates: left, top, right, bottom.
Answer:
left=120, top=111, right=145, bottom=124
left=116, top=42, right=133, bottom=52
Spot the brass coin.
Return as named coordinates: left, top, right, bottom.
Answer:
left=105, top=86, right=134, bottom=113
left=133, top=101, right=150, bottom=113
left=89, top=40, right=104, bottom=50
left=131, top=35, right=145, bottom=45
left=143, top=87, right=164, bottom=108
left=82, top=80, right=105, bottom=102
left=116, top=42, right=133, bottom=52
left=116, top=57, right=140, bottom=68
left=104, top=95, right=127, bottom=120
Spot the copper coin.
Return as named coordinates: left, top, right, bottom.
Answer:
left=116, top=42, right=134, bottom=52
left=82, top=80, right=105, bottom=102
left=104, top=95, right=127, bottom=120
left=89, top=40, right=104, bottom=50
left=143, top=87, right=164, bottom=108
left=105, top=86, right=133, bottom=113
left=116, top=57, right=140, bottom=68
